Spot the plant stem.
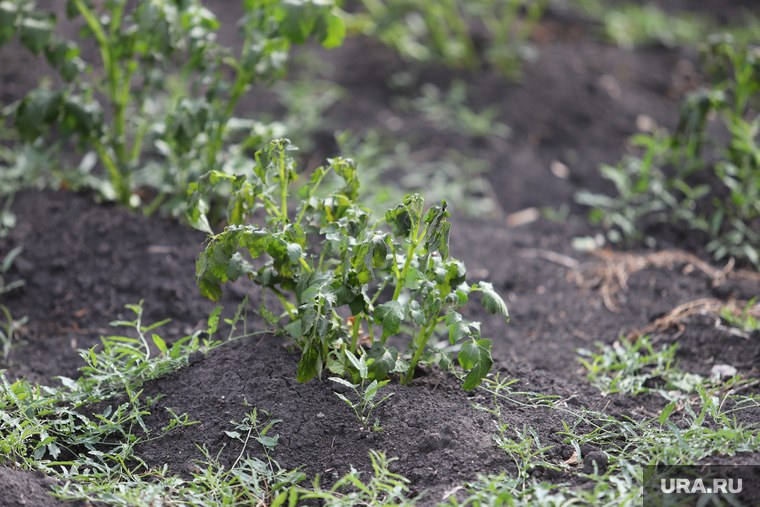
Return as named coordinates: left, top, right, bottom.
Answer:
left=206, top=33, right=253, bottom=170
left=230, top=420, right=254, bottom=471
left=350, top=314, right=362, bottom=353
left=296, top=165, right=333, bottom=226
left=392, top=241, right=417, bottom=301
left=269, top=287, right=297, bottom=321
left=401, top=317, right=437, bottom=385
left=392, top=224, right=427, bottom=301
left=133, top=306, right=150, bottom=362
left=370, top=277, right=390, bottom=305
left=299, top=257, right=313, bottom=274
left=73, top=0, right=130, bottom=204
left=279, top=148, right=288, bottom=222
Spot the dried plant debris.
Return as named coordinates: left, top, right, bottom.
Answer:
left=627, top=298, right=760, bottom=341
left=570, top=249, right=749, bottom=312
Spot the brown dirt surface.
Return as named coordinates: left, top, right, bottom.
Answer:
left=1, top=0, right=759, bottom=505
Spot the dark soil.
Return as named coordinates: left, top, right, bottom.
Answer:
left=1, top=0, right=760, bottom=505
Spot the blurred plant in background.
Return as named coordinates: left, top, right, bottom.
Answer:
left=344, top=0, right=548, bottom=79
left=573, top=0, right=760, bottom=49
left=577, top=35, right=760, bottom=266
left=0, top=0, right=345, bottom=214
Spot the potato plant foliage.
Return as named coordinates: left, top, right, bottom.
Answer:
left=189, top=140, right=509, bottom=390
left=577, top=35, right=760, bottom=265
left=0, top=0, right=345, bottom=208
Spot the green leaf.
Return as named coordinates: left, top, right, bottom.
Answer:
left=0, top=2, right=18, bottom=45
left=241, top=229, right=272, bottom=258
left=366, top=344, right=398, bottom=380
left=334, top=392, right=353, bottom=406
left=47, top=442, right=60, bottom=459
left=152, top=334, right=168, bottom=354
left=225, top=252, right=253, bottom=281
left=445, top=311, right=462, bottom=326
left=209, top=242, right=233, bottom=278
left=449, top=321, right=470, bottom=345
left=422, top=200, right=451, bottom=261
left=198, top=269, right=223, bottom=302
left=286, top=242, right=302, bottom=264
left=297, top=345, right=320, bottom=383
left=13, top=88, right=63, bottom=141
left=207, top=306, right=223, bottom=335
left=363, top=379, right=380, bottom=404
left=329, top=377, right=358, bottom=390
left=374, top=300, right=406, bottom=340
left=409, top=300, right=424, bottom=326
left=386, top=194, right=424, bottom=239
left=19, top=17, right=53, bottom=55
left=477, top=282, right=509, bottom=321
left=348, top=288, right=370, bottom=316
left=319, top=11, right=345, bottom=49
left=459, top=339, right=493, bottom=391
left=275, top=0, right=312, bottom=44
left=351, top=232, right=389, bottom=284
left=254, top=435, right=279, bottom=449
left=61, top=95, right=103, bottom=138
left=333, top=157, right=360, bottom=200
left=660, top=401, right=676, bottom=424
left=284, top=320, right=302, bottom=340
left=345, top=349, right=367, bottom=379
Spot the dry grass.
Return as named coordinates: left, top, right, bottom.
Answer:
left=569, top=248, right=758, bottom=312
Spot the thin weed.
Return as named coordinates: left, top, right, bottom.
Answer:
left=576, top=335, right=701, bottom=397
left=295, top=450, right=421, bottom=507
left=52, top=409, right=305, bottom=506
left=720, top=296, right=760, bottom=333
left=0, top=245, right=24, bottom=294
left=0, top=304, right=27, bottom=364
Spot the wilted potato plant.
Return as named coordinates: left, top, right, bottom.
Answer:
left=189, top=139, right=509, bottom=390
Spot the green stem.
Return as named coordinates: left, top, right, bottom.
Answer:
left=92, top=139, right=129, bottom=201
left=269, top=287, right=297, bottom=321
left=207, top=33, right=253, bottom=170
left=402, top=318, right=437, bottom=385
left=129, top=101, right=150, bottom=167
left=350, top=314, right=362, bottom=353
left=299, top=257, right=313, bottom=275
left=370, top=277, right=390, bottom=305
left=296, top=165, right=333, bottom=226
left=392, top=237, right=420, bottom=301
left=371, top=217, right=387, bottom=231
left=73, top=0, right=130, bottom=203
left=279, top=148, right=288, bottom=222
left=260, top=195, right=282, bottom=218
left=392, top=244, right=415, bottom=300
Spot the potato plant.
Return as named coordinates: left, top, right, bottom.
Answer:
left=0, top=0, right=344, bottom=209
left=347, top=0, right=548, bottom=79
left=189, top=139, right=509, bottom=390
left=576, top=35, right=760, bottom=265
